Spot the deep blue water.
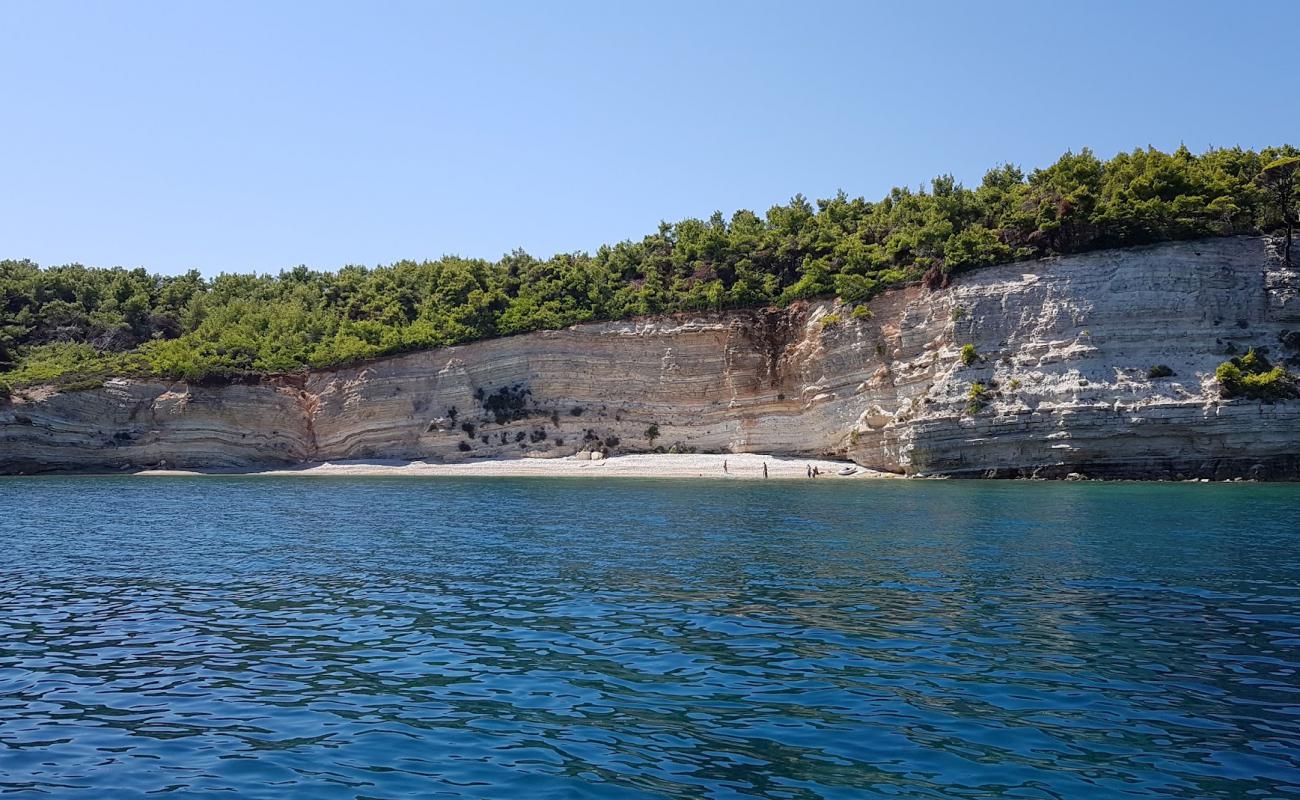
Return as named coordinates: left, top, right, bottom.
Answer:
left=0, top=477, right=1298, bottom=799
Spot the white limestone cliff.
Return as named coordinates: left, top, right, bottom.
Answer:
left=3, top=237, right=1297, bottom=478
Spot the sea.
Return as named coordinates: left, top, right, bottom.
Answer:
left=1, top=476, right=1297, bottom=798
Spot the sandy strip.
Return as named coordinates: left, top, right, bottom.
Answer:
left=134, top=453, right=897, bottom=480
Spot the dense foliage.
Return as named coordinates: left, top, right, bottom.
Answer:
left=2, top=144, right=1298, bottom=390
left=1215, top=349, right=1298, bottom=401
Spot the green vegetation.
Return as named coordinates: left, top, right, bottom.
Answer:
left=1215, top=349, right=1298, bottom=400
left=850, top=305, right=873, bottom=320
left=819, top=313, right=842, bottom=329
left=1147, top=364, right=1175, bottom=379
left=2, top=144, right=1298, bottom=389
left=479, top=384, right=532, bottom=424
left=644, top=424, right=660, bottom=445
left=966, top=381, right=990, bottom=414
left=1257, top=156, right=1299, bottom=263
left=960, top=344, right=980, bottom=367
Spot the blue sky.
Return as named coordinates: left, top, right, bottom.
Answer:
left=2, top=0, right=1296, bottom=276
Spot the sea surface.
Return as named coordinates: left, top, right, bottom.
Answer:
left=0, top=477, right=1298, bottom=799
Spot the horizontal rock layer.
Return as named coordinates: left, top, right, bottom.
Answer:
left=3, top=237, right=1298, bottom=478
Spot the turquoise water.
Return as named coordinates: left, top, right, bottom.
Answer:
left=0, top=478, right=1298, bottom=799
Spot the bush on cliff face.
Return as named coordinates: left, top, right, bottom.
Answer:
left=481, top=384, right=532, bottom=424
left=966, top=382, right=990, bottom=414
left=1147, top=364, right=1175, bottom=379
left=1, top=143, right=1297, bottom=388
left=1215, top=349, right=1299, bottom=400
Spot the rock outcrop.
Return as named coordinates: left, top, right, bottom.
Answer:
left=3, top=237, right=1298, bottom=478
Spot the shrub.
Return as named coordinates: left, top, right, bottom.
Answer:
left=0, top=342, right=148, bottom=388
left=950, top=306, right=967, bottom=322
left=850, top=305, right=874, bottom=320
left=960, top=344, right=979, bottom=366
left=461, top=422, right=475, bottom=437
left=569, top=406, right=584, bottom=416
left=820, top=313, right=842, bottom=329
left=482, top=384, right=531, bottom=424
left=1215, top=348, right=1299, bottom=400
left=645, top=423, right=660, bottom=444
left=1147, top=364, right=1175, bottom=379
left=457, top=441, right=471, bottom=452
left=1007, top=378, right=1021, bottom=390
left=966, top=381, right=989, bottom=414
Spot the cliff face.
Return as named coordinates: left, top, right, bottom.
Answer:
left=3, top=237, right=1298, bottom=478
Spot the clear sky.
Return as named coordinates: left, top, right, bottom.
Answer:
left=3, top=0, right=1296, bottom=276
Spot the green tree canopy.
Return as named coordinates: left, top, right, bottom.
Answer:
left=1, top=143, right=1296, bottom=390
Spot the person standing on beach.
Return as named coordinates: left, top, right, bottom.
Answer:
left=723, top=459, right=728, bottom=474
left=806, top=464, right=812, bottom=478
left=763, top=463, right=768, bottom=479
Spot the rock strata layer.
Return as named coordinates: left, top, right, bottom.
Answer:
left=3, top=237, right=1298, bottom=478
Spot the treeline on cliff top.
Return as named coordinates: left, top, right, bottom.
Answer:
left=2, top=144, right=1298, bottom=390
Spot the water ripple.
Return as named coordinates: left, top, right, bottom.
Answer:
left=1, top=477, right=1298, bottom=798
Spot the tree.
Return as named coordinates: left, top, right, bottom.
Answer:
left=0, top=144, right=1294, bottom=388
left=1258, top=156, right=1300, bottom=264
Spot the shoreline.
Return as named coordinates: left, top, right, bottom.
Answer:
left=130, top=453, right=894, bottom=480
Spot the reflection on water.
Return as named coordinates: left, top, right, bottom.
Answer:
left=1, top=477, right=1298, bottom=798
